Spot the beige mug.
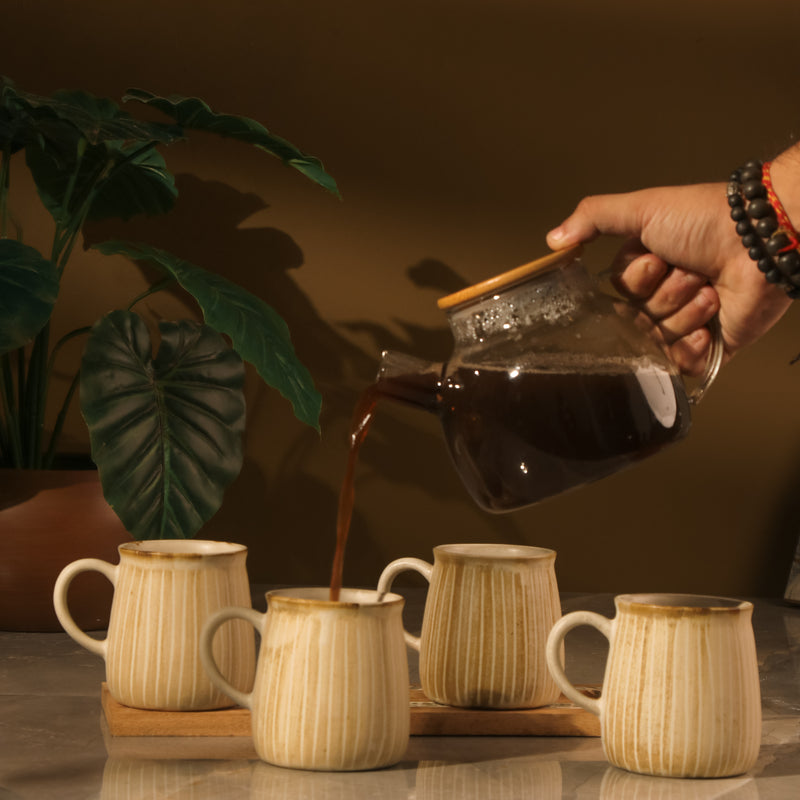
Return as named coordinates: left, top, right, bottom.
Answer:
left=200, top=587, right=410, bottom=771
left=54, top=539, right=255, bottom=711
left=377, top=543, right=562, bottom=709
left=546, top=593, right=762, bottom=778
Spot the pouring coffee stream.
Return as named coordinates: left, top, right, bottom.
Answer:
left=329, top=246, right=723, bottom=600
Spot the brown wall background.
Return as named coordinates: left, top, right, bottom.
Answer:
left=4, top=0, right=800, bottom=596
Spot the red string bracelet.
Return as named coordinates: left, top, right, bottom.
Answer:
left=762, top=161, right=800, bottom=251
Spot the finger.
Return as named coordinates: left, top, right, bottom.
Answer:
left=611, top=252, right=670, bottom=301
left=612, top=287, right=720, bottom=377
left=546, top=192, right=646, bottom=250
left=655, top=285, right=720, bottom=345
left=665, top=328, right=715, bottom=378
left=638, top=267, right=708, bottom=320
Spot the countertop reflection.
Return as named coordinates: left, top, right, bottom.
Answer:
left=1, top=592, right=798, bottom=799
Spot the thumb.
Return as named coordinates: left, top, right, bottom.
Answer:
left=546, top=192, right=645, bottom=250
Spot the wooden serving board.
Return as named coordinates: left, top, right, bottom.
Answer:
left=408, top=686, right=600, bottom=736
left=101, top=683, right=600, bottom=738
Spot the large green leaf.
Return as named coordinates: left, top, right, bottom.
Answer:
left=1, top=79, right=182, bottom=149
left=93, top=240, right=322, bottom=431
left=1, top=79, right=180, bottom=226
left=1, top=78, right=44, bottom=154
left=44, top=89, right=182, bottom=146
left=123, top=89, right=340, bottom=196
left=0, top=240, right=59, bottom=354
left=80, top=311, right=246, bottom=540
left=89, top=141, right=178, bottom=221
left=26, top=134, right=178, bottom=226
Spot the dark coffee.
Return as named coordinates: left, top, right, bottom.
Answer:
left=438, top=364, right=691, bottom=512
left=329, top=372, right=440, bottom=601
left=330, top=360, right=689, bottom=597
left=329, top=384, right=381, bottom=602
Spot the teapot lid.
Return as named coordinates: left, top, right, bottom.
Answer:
left=437, top=244, right=583, bottom=310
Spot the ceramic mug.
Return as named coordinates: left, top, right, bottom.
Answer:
left=377, top=543, right=562, bottom=709
left=200, top=587, right=410, bottom=771
left=54, top=539, right=255, bottom=711
left=546, top=593, right=762, bottom=778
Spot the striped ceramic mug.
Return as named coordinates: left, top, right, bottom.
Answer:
left=53, top=540, right=255, bottom=711
left=377, top=543, right=562, bottom=709
left=201, top=587, right=410, bottom=771
left=545, top=593, right=762, bottom=778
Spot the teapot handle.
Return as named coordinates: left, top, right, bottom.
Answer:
left=687, top=315, right=724, bottom=405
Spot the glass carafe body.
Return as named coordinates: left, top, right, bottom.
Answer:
left=438, top=254, right=691, bottom=511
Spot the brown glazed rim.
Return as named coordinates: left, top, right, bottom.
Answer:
left=119, top=540, right=246, bottom=559
left=434, top=543, right=556, bottom=562
left=266, top=587, right=404, bottom=609
left=618, top=593, right=752, bottom=615
left=436, top=244, right=583, bottom=310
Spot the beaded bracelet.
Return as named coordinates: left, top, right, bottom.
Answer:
left=727, top=160, right=800, bottom=298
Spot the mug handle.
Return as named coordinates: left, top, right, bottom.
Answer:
left=545, top=610, right=612, bottom=717
left=200, top=606, right=264, bottom=709
left=53, top=558, right=118, bottom=657
left=377, top=557, right=433, bottom=651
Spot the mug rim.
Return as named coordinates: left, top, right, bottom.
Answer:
left=119, top=539, right=247, bottom=559
left=617, top=593, right=752, bottom=613
left=434, top=543, right=555, bottom=561
left=266, top=586, right=404, bottom=609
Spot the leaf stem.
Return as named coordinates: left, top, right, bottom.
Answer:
left=0, top=352, right=23, bottom=467
left=0, top=145, right=10, bottom=239
left=43, top=369, right=80, bottom=469
left=56, top=137, right=87, bottom=234
left=25, top=323, right=50, bottom=468
left=47, top=326, right=92, bottom=372
left=126, top=276, right=176, bottom=310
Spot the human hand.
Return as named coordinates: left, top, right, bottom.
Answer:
left=546, top=180, right=793, bottom=375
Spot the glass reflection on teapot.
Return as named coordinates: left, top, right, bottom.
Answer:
left=377, top=246, right=722, bottom=512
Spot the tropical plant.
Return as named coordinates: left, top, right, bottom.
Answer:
left=0, top=76, right=338, bottom=539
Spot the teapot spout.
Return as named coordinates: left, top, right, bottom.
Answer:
left=376, top=350, right=443, bottom=412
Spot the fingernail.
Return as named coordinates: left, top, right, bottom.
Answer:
left=686, top=329, right=707, bottom=350
left=693, top=292, right=711, bottom=309
left=644, top=258, right=663, bottom=277
left=547, top=226, right=567, bottom=246
left=693, top=286, right=718, bottom=313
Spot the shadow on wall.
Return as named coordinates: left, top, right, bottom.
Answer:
left=83, top=174, right=518, bottom=581
left=85, top=173, right=461, bottom=407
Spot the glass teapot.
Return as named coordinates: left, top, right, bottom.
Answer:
left=377, top=245, right=722, bottom=512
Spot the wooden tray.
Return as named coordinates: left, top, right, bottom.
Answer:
left=101, top=683, right=600, bottom=738
left=408, top=686, right=600, bottom=736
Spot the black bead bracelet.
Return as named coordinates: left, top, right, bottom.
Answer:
left=727, top=160, right=800, bottom=299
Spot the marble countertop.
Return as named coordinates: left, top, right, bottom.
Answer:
left=1, top=592, right=798, bottom=799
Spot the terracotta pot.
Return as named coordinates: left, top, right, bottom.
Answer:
left=0, top=468, right=130, bottom=632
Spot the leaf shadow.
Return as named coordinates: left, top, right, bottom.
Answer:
left=83, top=175, right=520, bottom=581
